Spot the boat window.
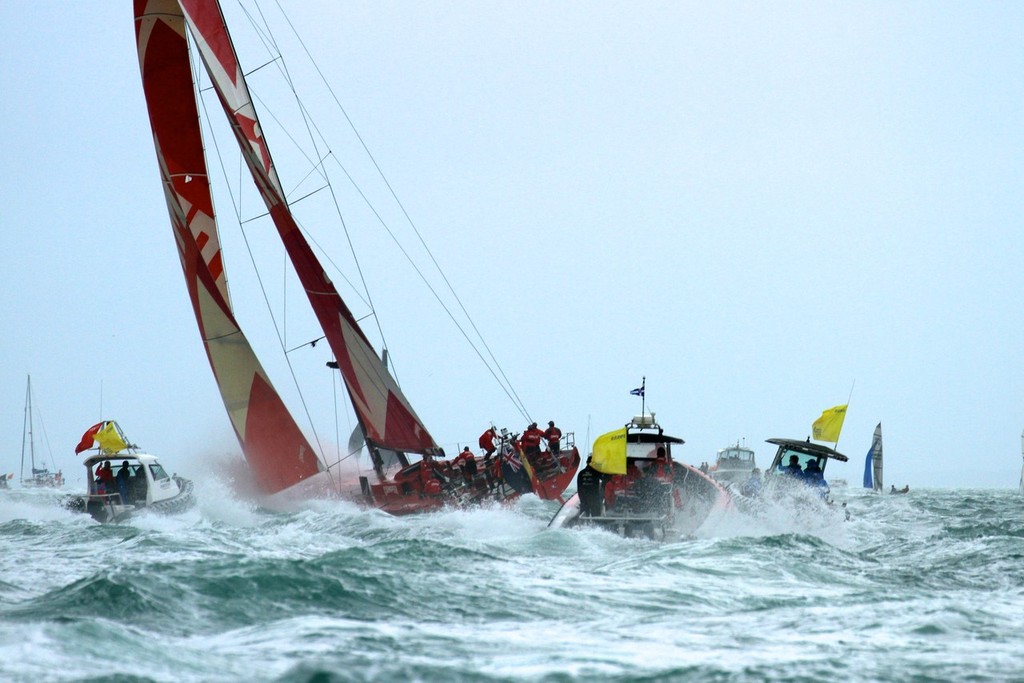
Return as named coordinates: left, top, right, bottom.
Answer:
left=626, top=442, right=668, bottom=459
left=149, top=464, right=170, bottom=481
left=775, top=449, right=824, bottom=472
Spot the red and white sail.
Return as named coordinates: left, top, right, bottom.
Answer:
left=135, top=0, right=438, bottom=496
left=176, top=0, right=439, bottom=456
left=135, top=0, right=321, bottom=493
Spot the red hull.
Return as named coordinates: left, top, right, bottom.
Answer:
left=361, top=447, right=581, bottom=515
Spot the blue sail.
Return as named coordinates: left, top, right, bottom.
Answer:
left=863, top=449, right=874, bottom=489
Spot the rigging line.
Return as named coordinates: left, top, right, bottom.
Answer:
left=271, top=0, right=529, bottom=418
left=28, top=382, right=57, bottom=471
left=285, top=335, right=325, bottom=354
left=325, top=157, right=531, bottom=420
left=192, top=37, right=333, bottom=474
left=252, top=0, right=487, bottom=404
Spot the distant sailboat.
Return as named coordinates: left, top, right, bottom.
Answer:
left=862, top=422, right=883, bottom=493
left=19, top=375, right=63, bottom=488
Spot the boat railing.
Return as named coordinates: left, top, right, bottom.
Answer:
left=90, top=492, right=124, bottom=505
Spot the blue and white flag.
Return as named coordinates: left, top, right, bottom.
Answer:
left=630, top=386, right=644, bottom=397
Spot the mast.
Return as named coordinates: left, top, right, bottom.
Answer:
left=19, top=375, right=35, bottom=481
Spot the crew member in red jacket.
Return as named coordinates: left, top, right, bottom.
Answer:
left=478, top=427, right=497, bottom=460
left=455, top=446, right=478, bottom=485
left=543, top=421, right=562, bottom=456
left=520, top=423, right=545, bottom=466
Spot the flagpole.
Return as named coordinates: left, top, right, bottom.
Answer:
left=641, top=376, right=646, bottom=418
left=833, top=380, right=856, bottom=453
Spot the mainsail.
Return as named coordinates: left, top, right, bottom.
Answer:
left=136, top=0, right=439, bottom=493
left=862, top=422, right=883, bottom=492
left=135, top=0, right=321, bottom=493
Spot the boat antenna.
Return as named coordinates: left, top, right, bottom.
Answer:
left=832, top=380, right=856, bottom=453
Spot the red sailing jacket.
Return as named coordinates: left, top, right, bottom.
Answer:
left=521, top=428, right=544, bottom=450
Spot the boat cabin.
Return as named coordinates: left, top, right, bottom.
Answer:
left=75, top=452, right=183, bottom=522
left=710, top=443, right=756, bottom=484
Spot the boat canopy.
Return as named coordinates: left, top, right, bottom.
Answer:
left=766, top=438, right=849, bottom=463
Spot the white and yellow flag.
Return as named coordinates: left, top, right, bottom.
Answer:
left=812, top=405, right=847, bottom=443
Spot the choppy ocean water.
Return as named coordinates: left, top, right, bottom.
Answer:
left=1, top=482, right=1022, bottom=682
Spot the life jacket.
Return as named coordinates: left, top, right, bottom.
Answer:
left=479, top=430, right=495, bottom=451
left=521, top=429, right=543, bottom=449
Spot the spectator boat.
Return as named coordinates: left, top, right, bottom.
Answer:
left=548, top=415, right=731, bottom=541
left=64, top=421, right=194, bottom=524
left=708, top=442, right=756, bottom=486
left=733, top=438, right=850, bottom=518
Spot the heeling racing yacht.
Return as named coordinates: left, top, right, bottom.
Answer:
left=133, top=0, right=579, bottom=513
left=549, top=415, right=732, bottom=541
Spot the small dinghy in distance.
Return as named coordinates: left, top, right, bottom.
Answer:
left=549, top=415, right=731, bottom=541
left=64, top=421, right=194, bottom=524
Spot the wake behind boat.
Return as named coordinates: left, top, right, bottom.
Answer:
left=64, top=421, right=194, bottom=524
left=134, top=1, right=580, bottom=514
left=549, top=415, right=731, bottom=541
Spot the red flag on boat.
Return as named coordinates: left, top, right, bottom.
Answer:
left=75, top=422, right=104, bottom=454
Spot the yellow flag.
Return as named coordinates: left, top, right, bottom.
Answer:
left=591, top=427, right=628, bottom=475
left=94, top=421, right=127, bottom=454
left=812, top=405, right=847, bottom=443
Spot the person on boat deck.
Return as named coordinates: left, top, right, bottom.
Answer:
left=478, top=427, right=497, bottom=461
left=115, top=460, right=132, bottom=502
left=520, top=423, right=545, bottom=462
left=576, top=456, right=605, bottom=517
left=803, top=459, right=826, bottom=488
left=741, top=468, right=763, bottom=497
left=418, top=455, right=444, bottom=495
left=782, top=454, right=804, bottom=477
left=456, top=446, right=478, bottom=485
left=652, top=447, right=674, bottom=479
left=132, top=464, right=147, bottom=503
left=544, top=421, right=562, bottom=457
left=96, top=460, right=114, bottom=493
left=632, top=461, right=669, bottom=513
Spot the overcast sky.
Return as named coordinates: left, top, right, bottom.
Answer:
left=2, top=1, right=1021, bottom=490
